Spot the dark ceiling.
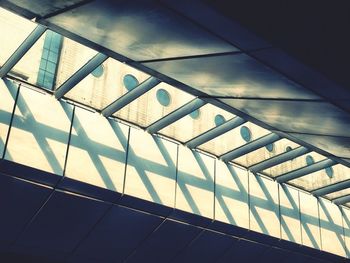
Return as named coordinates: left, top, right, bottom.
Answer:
left=205, top=0, right=350, bottom=92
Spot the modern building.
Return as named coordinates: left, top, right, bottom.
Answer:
left=0, top=1, right=349, bottom=262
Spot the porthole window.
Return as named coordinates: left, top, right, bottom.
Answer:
left=285, top=146, right=292, bottom=152
left=306, top=155, right=314, bottom=166
left=266, top=143, right=274, bottom=152
left=240, top=126, right=252, bottom=142
left=156, top=89, right=171, bottom=107
left=190, top=109, right=200, bottom=120
left=91, top=64, right=104, bottom=78
left=325, top=166, right=334, bottom=178
left=123, top=74, right=139, bottom=91
left=214, top=114, right=226, bottom=126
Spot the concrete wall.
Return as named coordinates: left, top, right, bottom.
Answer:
left=0, top=79, right=349, bottom=257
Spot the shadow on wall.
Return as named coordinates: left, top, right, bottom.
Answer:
left=64, top=107, right=129, bottom=192
left=0, top=79, right=348, bottom=256
left=4, top=79, right=72, bottom=175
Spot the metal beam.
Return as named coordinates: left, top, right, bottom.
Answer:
left=55, top=53, right=108, bottom=99
left=185, top=116, right=246, bottom=148
left=0, top=25, right=46, bottom=78
left=312, top=179, right=350, bottom=197
left=101, top=76, right=160, bottom=117
left=276, top=159, right=337, bottom=184
left=333, top=195, right=350, bottom=205
left=220, top=133, right=280, bottom=162
left=146, top=98, right=206, bottom=134
left=249, top=146, right=310, bottom=173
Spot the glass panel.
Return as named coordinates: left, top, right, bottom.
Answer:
left=159, top=103, right=235, bottom=143
left=9, top=29, right=97, bottom=91
left=0, top=79, right=18, bottom=157
left=325, top=188, right=350, bottom=201
left=279, top=185, right=302, bottom=243
left=9, top=32, right=48, bottom=85
left=0, top=8, right=36, bottom=67
left=262, top=151, right=326, bottom=177
left=235, top=138, right=300, bottom=168
left=36, top=31, right=63, bottom=90
left=215, top=162, right=249, bottom=228
left=54, top=37, right=97, bottom=88
left=65, top=107, right=129, bottom=192
left=4, top=86, right=72, bottom=175
left=299, top=191, right=321, bottom=249
left=289, top=164, right=350, bottom=192
left=176, top=146, right=215, bottom=218
left=249, top=173, right=280, bottom=238
left=125, top=128, right=177, bottom=206
left=113, top=83, right=194, bottom=128
left=318, top=199, right=346, bottom=257
left=64, top=58, right=149, bottom=110
left=198, top=122, right=270, bottom=157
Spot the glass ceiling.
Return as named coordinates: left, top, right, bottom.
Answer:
left=0, top=8, right=36, bottom=68
left=198, top=121, right=270, bottom=156
left=1, top=7, right=349, bottom=206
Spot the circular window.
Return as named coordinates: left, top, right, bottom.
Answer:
left=240, top=126, right=252, bottom=142
left=325, top=166, right=334, bottom=178
left=306, top=155, right=314, bottom=166
left=91, top=64, right=104, bottom=78
left=156, top=89, right=171, bottom=107
left=214, top=114, right=226, bottom=126
left=285, top=146, right=293, bottom=152
left=190, top=109, right=200, bottom=120
left=123, top=74, right=139, bottom=91
left=266, top=143, right=274, bottom=152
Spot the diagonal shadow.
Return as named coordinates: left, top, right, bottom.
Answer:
left=341, top=207, right=350, bottom=257
left=318, top=199, right=347, bottom=253
left=249, top=173, right=279, bottom=236
left=280, top=184, right=321, bottom=248
left=213, top=163, right=249, bottom=225
left=0, top=137, right=8, bottom=159
left=178, top=150, right=215, bottom=216
left=1, top=111, right=128, bottom=164
left=2, top=82, right=337, bottom=252
left=279, top=184, right=300, bottom=243
left=111, top=125, right=164, bottom=204
left=5, top=80, right=72, bottom=174
left=63, top=109, right=129, bottom=191
left=298, top=193, right=321, bottom=249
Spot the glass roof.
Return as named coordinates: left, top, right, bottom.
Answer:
left=113, top=82, right=194, bottom=128
left=289, top=164, right=350, bottom=192
left=326, top=188, right=350, bottom=201
left=198, top=122, right=270, bottom=157
left=9, top=31, right=47, bottom=84
left=0, top=8, right=36, bottom=67
left=262, top=151, right=327, bottom=178
left=1, top=7, right=349, bottom=206
left=235, top=138, right=300, bottom=168
left=64, top=57, right=149, bottom=110
left=54, top=37, right=98, bottom=89
left=159, top=103, right=235, bottom=143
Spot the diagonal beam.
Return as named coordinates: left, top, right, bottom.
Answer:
left=276, top=159, right=337, bottom=184
left=55, top=53, right=108, bottom=99
left=146, top=98, right=206, bottom=134
left=220, top=133, right=280, bottom=162
left=0, top=25, right=46, bottom=78
left=249, top=146, right=310, bottom=173
left=101, top=76, right=160, bottom=117
left=333, top=195, right=350, bottom=205
left=312, top=179, right=350, bottom=197
left=185, top=116, right=246, bottom=148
